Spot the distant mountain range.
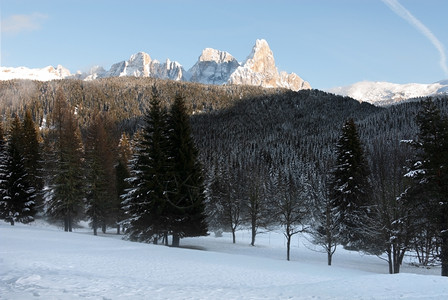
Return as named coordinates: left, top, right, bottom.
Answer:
left=2, top=38, right=447, bottom=105
left=0, top=39, right=310, bottom=92
left=327, top=80, right=448, bottom=106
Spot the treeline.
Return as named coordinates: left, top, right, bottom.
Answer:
left=0, top=78, right=448, bottom=275
left=0, top=77, right=281, bottom=132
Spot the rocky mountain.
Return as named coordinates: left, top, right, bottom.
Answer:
left=99, top=52, right=188, bottom=81
left=328, top=80, right=448, bottom=106
left=188, top=48, right=239, bottom=85
left=228, top=39, right=311, bottom=91
left=188, top=39, right=311, bottom=91
left=0, top=39, right=311, bottom=92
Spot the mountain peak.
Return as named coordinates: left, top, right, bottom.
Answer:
left=129, top=52, right=152, bottom=65
left=244, top=39, right=276, bottom=74
left=199, top=48, right=236, bottom=64
left=189, top=48, right=240, bottom=85
left=0, top=39, right=311, bottom=91
left=227, top=39, right=310, bottom=90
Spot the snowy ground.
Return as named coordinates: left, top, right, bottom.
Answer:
left=1, top=221, right=448, bottom=299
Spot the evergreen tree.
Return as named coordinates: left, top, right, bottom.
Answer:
left=0, top=115, right=36, bottom=225
left=45, top=90, right=84, bottom=232
left=122, top=90, right=170, bottom=242
left=85, top=112, right=117, bottom=235
left=405, top=99, right=448, bottom=276
left=166, top=94, right=208, bottom=247
left=21, top=109, right=43, bottom=211
left=114, top=133, right=132, bottom=234
left=330, top=119, right=376, bottom=251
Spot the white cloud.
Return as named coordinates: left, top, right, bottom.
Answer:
left=381, top=0, right=448, bottom=77
left=1, top=12, right=48, bottom=35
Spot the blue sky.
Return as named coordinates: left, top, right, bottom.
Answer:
left=1, top=0, right=447, bottom=89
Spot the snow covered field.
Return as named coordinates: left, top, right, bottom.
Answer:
left=1, top=221, right=448, bottom=299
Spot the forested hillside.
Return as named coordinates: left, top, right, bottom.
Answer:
left=0, top=78, right=278, bottom=131
left=1, top=78, right=448, bottom=273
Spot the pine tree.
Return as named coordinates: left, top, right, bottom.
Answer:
left=330, top=119, right=376, bottom=251
left=0, top=122, right=9, bottom=222
left=21, top=109, right=43, bottom=210
left=0, top=115, right=36, bottom=225
left=85, top=112, right=117, bottom=235
left=405, top=99, right=448, bottom=276
left=114, top=133, right=132, bottom=234
left=45, top=89, right=84, bottom=232
left=166, top=94, right=208, bottom=247
left=122, top=90, right=171, bottom=242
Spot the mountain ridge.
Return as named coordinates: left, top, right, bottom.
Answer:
left=328, top=80, right=448, bottom=105
left=0, top=39, right=310, bottom=92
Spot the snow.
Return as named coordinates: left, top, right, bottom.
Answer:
left=1, top=221, right=448, bottom=299
left=0, top=66, right=70, bottom=81
left=328, top=80, right=448, bottom=106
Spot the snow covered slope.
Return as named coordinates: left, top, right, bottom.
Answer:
left=1, top=221, right=447, bottom=299
left=0, top=65, right=71, bottom=81
left=328, top=80, right=448, bottom=106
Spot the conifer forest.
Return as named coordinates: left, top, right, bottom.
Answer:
left=0, top=78, right=448, bottom=275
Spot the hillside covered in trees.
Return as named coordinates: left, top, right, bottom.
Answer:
left=1, top=77, right=448, bottom=274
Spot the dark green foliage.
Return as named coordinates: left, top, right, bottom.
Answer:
left=405, top=99, right=448, bottom=276
left=123, top=91, right=171, bottom=242
left=85, top=112, right=118, bottom=235
left=329, top=119, right=377, bottom=252
left=166, top=95, right=208, bottom=245
left=21, top=109, right=43, bottom=210
left=45, top=89, right=84, bottom=232
left=114, top=133, right=132, bottom=234
left=0, top=115, right=36, bottom=225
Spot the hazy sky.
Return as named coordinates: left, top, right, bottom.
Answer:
left=1, top=0, right=447, bottom=89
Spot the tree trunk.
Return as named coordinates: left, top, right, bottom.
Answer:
left=102, top=223, right=106, bottom=234
left=441, top=237, right=448, bottom=276
left=327, top=251, right=332, bottom=266
left=64, top=215, right=69, bottom=232
left=93, top=217, right=97, bottom=236
left=231, top=228, right=236, bottom=244
left=116, top=224, right=120, bottom=235
left=68, top=214, right=73, bottom=232
left=251, top=218, right=256, bottom=246
left=172, top=233, right=180, bottom=247
left=387, top=248, right=393, bottom=274
left=393, top=245, right=401, bottom=274
left=286, top=235, right=291, bottom=261
left=250, top=203, right=257, bottom=246
left=10, top=219, right=14, bottom=226
left=164, top=232, right=169, bottom=246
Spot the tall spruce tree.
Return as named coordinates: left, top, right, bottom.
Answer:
left=122, top=90, right=170, bottom=242
left=405, top=99, right=448, bottom=276
left=166, top=94, right=208, bottom=247
left=45, top=89, right=84, bottom=232
left=0, top=123, right=7, bottom=218
left=85, top=112, right=117, bottom=235
left=115, top=133, right=132, bottom=234
left=0, top=115, right=36, bottom=225
left=330, top=119, right=376, bottom=251
left=21, top=109, right=43, bottom=211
